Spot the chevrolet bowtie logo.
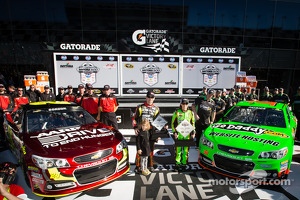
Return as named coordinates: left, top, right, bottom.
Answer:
left=228, top=149, right=239, bottom=154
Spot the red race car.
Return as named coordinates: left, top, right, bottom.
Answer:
left=3, top=101, right=129, bottom=197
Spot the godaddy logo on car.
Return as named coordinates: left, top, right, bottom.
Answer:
left=212, top=124, right=265, bottom=135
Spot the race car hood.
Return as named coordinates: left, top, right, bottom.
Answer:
left=23, top=123, right=122, bottom=157
left=205, top=122, right=293, bottom=150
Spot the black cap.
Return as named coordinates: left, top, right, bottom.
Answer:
left=0, top=162, right=17, bottom=171
left=251, top=88, right=256, bottom=91
left=208, top=89, right=215, bottom=94
left=44, top=85, right=50, bottom=89
left=234, top=85, right=240, bottom=89
left=86, top=83, right=93, bottom=89
left=230, top=88, right=235, bottom=91
left=203, top=86, right=207, bottom=89
left=274, top=88, right=279, bottom=91
left=180, top=98, right=189, bottom=104
left=264, top=86, right=269, bottom=91
left=78, top=84, right=84, bottom=88
left=103, top=85, right=110, bottom=90
left=279, top=87, right=284, bottom=91
left=58, top=86, right=64, bottom=90
left=67, top=85, right=73, bottom=89
left=146, top=91, right=155, bottom=98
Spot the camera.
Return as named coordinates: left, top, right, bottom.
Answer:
left=0, top=171, right=15, bottom=185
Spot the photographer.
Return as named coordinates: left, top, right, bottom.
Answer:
left=0, top=162, right=28, bottom=200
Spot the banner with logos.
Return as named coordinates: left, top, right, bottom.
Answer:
left=120, top=54, right=180, bottom=96
left=53, top=53, right=119, bottom=95
left=182, top=56, right=240, bottom=95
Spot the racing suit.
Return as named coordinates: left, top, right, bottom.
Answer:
left=171, top=108, right=195, bottom=168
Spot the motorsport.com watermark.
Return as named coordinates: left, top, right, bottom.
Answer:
left=209, top=177, right=292, bottom=187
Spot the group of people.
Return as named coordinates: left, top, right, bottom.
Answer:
left=134, top=85, right=300, bottom=175
left=0, top=83, right=119, bottom=148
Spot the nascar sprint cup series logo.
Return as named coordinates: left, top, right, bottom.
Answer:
left=132, top=29, right=169, bottom=53
left=76, top=62, right=100, bottom=84
left=201, top=65, right=221, bottom=87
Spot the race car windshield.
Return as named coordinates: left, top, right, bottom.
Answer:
left=226, top=106, right=286, bottom=128
left=26, top=106, right=97, bottom=133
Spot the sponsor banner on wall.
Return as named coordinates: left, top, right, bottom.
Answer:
left=182, top=56, right=240, bottom=95
left=121, top=55, right=180, bottom=96
left=53, top=53, right=119, bottom=95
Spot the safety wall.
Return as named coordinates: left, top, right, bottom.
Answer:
left=53, top=53, right=240, bottom=96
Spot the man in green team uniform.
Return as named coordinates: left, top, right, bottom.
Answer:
left=171, top=98, right=195, bottom=172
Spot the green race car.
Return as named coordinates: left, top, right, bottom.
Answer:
left=198, top=101, right=297, bottom=179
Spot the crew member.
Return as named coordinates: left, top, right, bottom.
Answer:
left=214, top=90, right=226, bottom=122
left=64, top=85, right=76, bottom=102
left=12, top=87, right=29, bottom=113
left=40, top=85, right=55, bottom=101
left=25, top=84, right=40, bottom=102
left=96, top=85, right=119, bottom=129
left=75, top=84, right=85, bottom=105
left=55, top=86, right=65, bottom=101
left=81, top=83, right=98, bottom=118
left=192, top=89, right=216, bottom=146
left=0, top=84, right=13, bottom=145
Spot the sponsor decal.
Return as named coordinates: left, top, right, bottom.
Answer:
left=208, top=132, right=280, bottom=146
left=199, top=47, right=236, bottom=54
left=104, top=63, right=115, bottom=69
left=60, top=43, right=101, bottom=51
left=185, top=65, right=195, bottom=70
left=132, top=29, right=169, bottom=53
left=186, top=89, right=194, bottom=94
left=139, top=89, right=149, bottom=94
left=125, top=64, right=134, bottom=68
left=153, top=148, right=171, bottom=157
left=77, top=157, right=113, bottom=169
left=280, top=160, right=288, bottom=171
left=165, top=89, right=175, bottom=94
left=30, top=127, right=114, bottom=148
left=140, top=64, right=162, bottom=86
left=223, top=65, right=235, bottom=70
left=126, top=89, right=135, bottom=94
left=153, top=89, right=161, bottom=94
left=76, top=62, right=100, bottom=85
left=201, top=65, right=221, bottom=87
left=125, top=80, right=137, bottom=85
left=31, top=172, right=43, bottom=178
left=213, top=124, right=265, bottom=135
left=60, top=63, right=73, bottom=68
left=28, top=166, right=39, bottom=172
left=168, top=64, right=177, bottom=69
left=165, top=80, right=176, bottom=85
left=264, top=130, right=289, bottom=138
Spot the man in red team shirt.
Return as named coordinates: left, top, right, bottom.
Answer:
left=0, top=84, right=13, bottom=146
left=81, top=83, right=99, bottom=119
left=63, top=85, right=76, bottom=102
left=96, top=85, right=119, bottom=130
left=12, top=87, right=29, bottom=113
